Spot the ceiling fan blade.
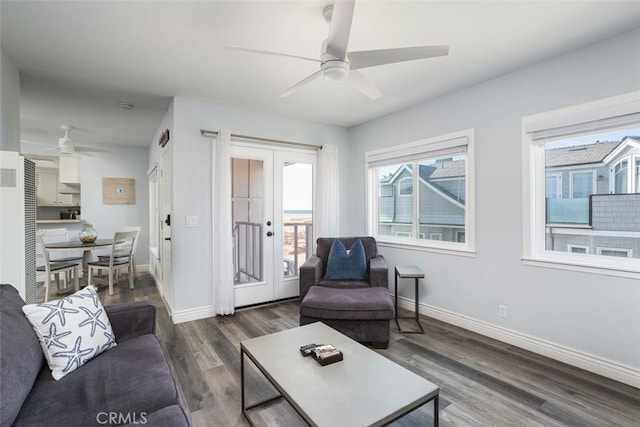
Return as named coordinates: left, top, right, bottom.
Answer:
left=225, top=46, right=320, bottom=63
left=347, top=70, right=382, bottom=99
left=75, top=146, right=109, bottom=154
left=348, top=45, right=449, bottom=70
left=326, top=0, right=355, bottom=60
left=279, top=70, right=323, bottom=98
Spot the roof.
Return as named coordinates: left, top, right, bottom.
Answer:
left=545, top=141, right=620, bottom=167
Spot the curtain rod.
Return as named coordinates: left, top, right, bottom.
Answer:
left=200, top=129, right=322, bottom=150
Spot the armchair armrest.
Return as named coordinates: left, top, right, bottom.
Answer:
left=369, top=255, right=388, bottom=288
left=105, top=301, right=156, bottom=344
left=300, top=255, right=323, bottom=300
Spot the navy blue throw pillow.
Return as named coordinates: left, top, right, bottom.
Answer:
left=324, top=239, right=368, bottom=280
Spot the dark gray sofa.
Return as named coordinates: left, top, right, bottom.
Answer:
left=299, top=237, right=394, bottom=348
left=0, top=284, right=189, bottom=427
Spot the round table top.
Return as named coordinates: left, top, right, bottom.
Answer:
left=45, top=239, right=113, bottom=249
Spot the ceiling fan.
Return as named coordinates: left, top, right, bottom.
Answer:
left=54, top=125, right=105, bottom=156
left=227, top=0, right=449, bottom=99
left=22, top=125, right=107, bottom=157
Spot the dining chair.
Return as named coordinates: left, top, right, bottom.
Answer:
left=87, top=231, right=137, bottom=296
left=97, top=225, right=142, bottom=280
left=35, top=234, right=80, bottom=302
left=36, top=228, right=83, bottom=290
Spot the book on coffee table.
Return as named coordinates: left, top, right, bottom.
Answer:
left=311, top=344, right=343, bottom=366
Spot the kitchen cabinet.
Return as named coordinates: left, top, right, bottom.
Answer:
left=59, top=156, right=80, bottom=184
left=36, top=168, right=77, bottom=206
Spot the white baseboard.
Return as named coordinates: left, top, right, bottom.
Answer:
left=171, top=305, right=217, bottom=324
left=396, top=296, right=640, bottom=389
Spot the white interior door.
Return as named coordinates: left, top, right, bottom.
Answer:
left=231, top=144, right=316, bottom=307
left=160, top=146, right=173, bottom=309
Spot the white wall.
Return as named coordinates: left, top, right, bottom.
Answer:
left=79, top=144, right=150, bottom=265
left=165, top=97, right=350, bottom=314
left=1, top=47, right=20, bottom=151
left=348, top=28, right=640, bottom=381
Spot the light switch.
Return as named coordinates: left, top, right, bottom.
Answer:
left=186, top=216, right=199, bottom=227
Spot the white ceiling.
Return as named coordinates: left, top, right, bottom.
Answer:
left=2, top=1, right=640, bottom=154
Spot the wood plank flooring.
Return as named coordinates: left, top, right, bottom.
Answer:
left=97, top=275, right=640, bottom=426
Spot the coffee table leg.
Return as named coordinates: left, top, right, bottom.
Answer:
left=434, top=394, right=439, bottom=426
left=241, top=347, right=247, bottom=417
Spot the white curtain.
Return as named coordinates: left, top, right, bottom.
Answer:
left=211, top=130, right=234, bottom=315
left=315, top=144, right=340, bottom=239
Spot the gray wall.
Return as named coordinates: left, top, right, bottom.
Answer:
left=165, top=97, right=350, bottom=313
left=348, top=28, right=640, bottom=369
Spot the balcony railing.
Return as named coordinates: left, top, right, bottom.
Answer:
left=233, top=221, right=313, bottom=283
left=283, top=222, right=313, bottom=277
left=546, top=198, right=589, bottom=224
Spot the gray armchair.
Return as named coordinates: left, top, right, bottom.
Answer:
left=300, top=236, right=388, bottom=300
left=299, top=237, right=394, bottom=348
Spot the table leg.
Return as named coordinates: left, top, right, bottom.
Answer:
left=395, top=271, right=401, bottom=332
left=414, top=278, right=424, bottom=333
left=434, top=394, right=439, bottom=426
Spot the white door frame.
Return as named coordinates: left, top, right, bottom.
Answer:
left=231, top=142, right=316, bottom=307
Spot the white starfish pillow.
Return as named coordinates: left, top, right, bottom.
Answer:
left=22, top=285, right=117, bottom=380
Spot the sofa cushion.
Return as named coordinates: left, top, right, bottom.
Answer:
left=21, top=286, right=117, bottom=380
left=14, top=334, right=179, bottom=426
left=0, top=284, right=45, bottom=427
left=300, top=286, right=394, bottom=321
left=324, top=239, right=368, bottom=280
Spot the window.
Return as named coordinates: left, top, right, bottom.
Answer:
left=636, top=158, right=640, bottom=191
left=367, top=130, right=474, bottom=254
left=398, top=177, right=413, bottom=196
left=570, top=171, right=594, bottom=199
left=568, top=244, right=589, bottom=254
left=523, top=91, right=640, bottom=277
left=613, top=159, right=628, bottom=194
left=597, top=247, right=632, bottom=258
left=545, top=173, right=562, bottom=199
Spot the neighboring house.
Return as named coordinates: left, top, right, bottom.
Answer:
left=378, top=160, right=466, bottom=242
left=545, top=136, right=640, bottom=258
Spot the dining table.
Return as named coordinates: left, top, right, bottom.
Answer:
left=45, top=239, right=113, bottom=294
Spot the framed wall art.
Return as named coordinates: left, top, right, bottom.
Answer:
left=103, top=177, right=136, bottom=205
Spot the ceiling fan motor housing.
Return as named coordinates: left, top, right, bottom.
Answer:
left=320, top=39, right=350, bottom=81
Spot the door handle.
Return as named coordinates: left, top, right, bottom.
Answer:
left=164, top=237, right=171, bottom=241
left=165, top=214, right=171, bottom=226
left=266, top=231, right=273, bottom=237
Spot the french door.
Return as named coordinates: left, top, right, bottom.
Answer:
left=231, top=143, right=316, bottom=307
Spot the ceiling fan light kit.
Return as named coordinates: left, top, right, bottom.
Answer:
left=226, top=0, right=449, bottom=99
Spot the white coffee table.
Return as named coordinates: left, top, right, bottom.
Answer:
left=240, top=322, right=439, bottom=426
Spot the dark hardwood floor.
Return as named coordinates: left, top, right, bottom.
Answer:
left=96, top=274, right=640, bottom=426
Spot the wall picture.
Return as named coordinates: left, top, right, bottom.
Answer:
left=103, top=177, right=135, bottom=205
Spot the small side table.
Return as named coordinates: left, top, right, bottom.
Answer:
left=394, top=265, right=425, bottom=334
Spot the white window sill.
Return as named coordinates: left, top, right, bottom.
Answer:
left=378, top=241, right=476, bottom=258
left=522, top=256, right=640, bottom=279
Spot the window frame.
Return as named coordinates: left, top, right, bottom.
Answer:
left=522, top=91, right=640, bottom=279
left=366, top=129, right=475, bottom=256
left=398, top=177, right=413, bottom=196
left=597, top=247, right=632, bottom=258
left=569, top=170, right=595, bottom=199
left=568, top=244, right=589, bottom=254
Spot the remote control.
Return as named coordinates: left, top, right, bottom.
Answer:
left=300, top=343, right=319, bottom=357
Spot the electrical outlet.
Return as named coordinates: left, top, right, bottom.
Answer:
left=498, top=304, right=508, bottom=318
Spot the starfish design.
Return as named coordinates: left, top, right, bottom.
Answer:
left=78, top=306, right=107, bottom=337
left=42, top=322, right=71, bottom=350
left=52, top=336, right=93, bottom=374
left=102, top=330, right=117, bottom=350
left=85, top=287, right=101, bottom=308
left=39, top=300, right=79, bottom=327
